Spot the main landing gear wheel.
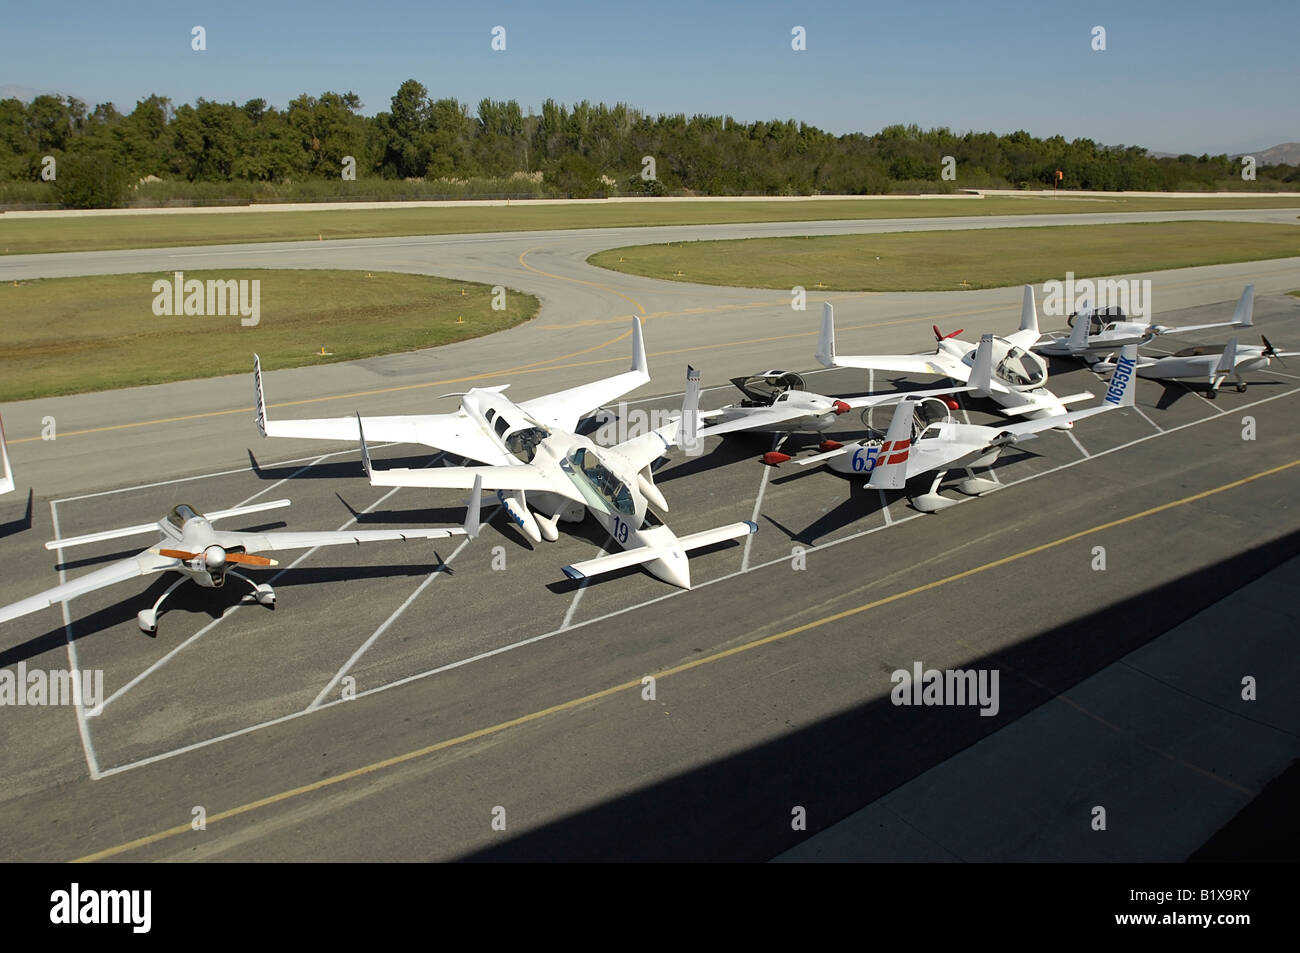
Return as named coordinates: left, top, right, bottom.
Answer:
left=1236, top=383, right=1248, bottom=393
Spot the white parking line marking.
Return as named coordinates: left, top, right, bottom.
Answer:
left=97, top=459, right=439, bottom=713
left=49, top=502, right=102, bottom=780
left=307, top=506, right=500, bottom=711
left=1066, top=431, right=1091, bottom=459
left=87, top=383, right=1300, bottom=778
left=1132, top=406, right=1164, bottom=432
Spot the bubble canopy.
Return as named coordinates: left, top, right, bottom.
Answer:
left=166, top=504, right=205, bottom=530
left=562, top=447, right=635, bottom=517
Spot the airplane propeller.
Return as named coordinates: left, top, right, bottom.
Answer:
left=158, top=546, right=278, bottom=568
left=933, top=325, right=964, bottom=342
left=1261, top=334, right=1287, bottom=367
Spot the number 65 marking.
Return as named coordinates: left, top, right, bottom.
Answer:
left=852, top=447, right=879, bottom=472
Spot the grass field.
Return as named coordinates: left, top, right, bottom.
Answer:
left=0, top=270, right=538, bottom=402
left=588, top=221, right=1300, bottom=292
left=3, top=195, right=1299, bottom=256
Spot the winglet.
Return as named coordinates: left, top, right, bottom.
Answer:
left=1067, top=302, right=1092, bottom=352
left=680, top=365, right=702, bottom=453
left=1231, top=285, right=1255, bottom=328
left=816, top=302, right=837, bottom=368
left=465, top=474, right=483, bottom=539
left=631, top=316, right=648, bottom=375
left=1019, top=285, right=1039, bottom=336
left=356, top=412, right=373, bottom=476
left=1215, top=337, right=1238, bottom=378
left=969, top=333, right=995, bottom=393
left=866, top=398, right=914, bottom=490
left=1102, top=345, right=1138, bottom=408
left=253, top=353, right=269, bottom=437
left=0, top=414, right=13, bottom=496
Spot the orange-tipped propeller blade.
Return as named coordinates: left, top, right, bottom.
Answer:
left=224, top=553, right=278, bottom=567
left=158, top=548, right=200, bottom=561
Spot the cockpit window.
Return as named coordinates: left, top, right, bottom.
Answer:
left=564, top=447, right=635, bottom=517
left=166, top=504, right=204, bottom=530
left=504, top=426, right=550, bottom=463
left=493, top=415, right=511, bottom=438
left=996, top=346, right=1046, bottom=386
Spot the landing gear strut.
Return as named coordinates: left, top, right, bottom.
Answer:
left=136, top=577, right=188, bottom=633
left=230, top=570, right=276, bottom=606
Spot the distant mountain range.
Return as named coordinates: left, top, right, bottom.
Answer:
left=1147, top=143, right=1300, bottom=165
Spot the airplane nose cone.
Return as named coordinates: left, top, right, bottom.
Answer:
left=203, top=545, right=226, bottom=569
left=650, top=551, right=693, bottom=590
left=832, top=400, right=851, bottom=415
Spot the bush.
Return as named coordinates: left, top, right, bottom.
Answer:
left=52, top=152, right=132, bottom=208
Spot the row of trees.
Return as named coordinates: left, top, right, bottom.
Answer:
left=1, top=79, right=1295, bottom=206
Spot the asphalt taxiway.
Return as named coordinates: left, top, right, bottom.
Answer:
left=0, top=210, right=1297, bottom=861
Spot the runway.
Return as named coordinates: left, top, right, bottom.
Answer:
left=0, top=207, right=1297, bottom=861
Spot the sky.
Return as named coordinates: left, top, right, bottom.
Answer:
left=2, top=0, right=1296, bottom=155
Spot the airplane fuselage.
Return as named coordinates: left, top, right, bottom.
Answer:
left=1134, top=348, right=1270, bottom=381
left=711, top=390, right=846, bottom=434
left=825, top=420, right=1003, bottom=478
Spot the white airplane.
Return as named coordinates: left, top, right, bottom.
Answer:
left=0, top=482, right=481, bottom=632
left=797, top=337, right=1138, bottom=512
left=0, top=415, right=13, bottom=495
left=695, top=368, right=974, bottom=465
left=1035, top=285, right=1255, bottom=362
left=816, top=292, right=1092, bottom=421
left=254, top=317, right=651, bottom=545
left=1094, top=334, right=1298, bottom=398
left=359, top=368, right=756, bottom=590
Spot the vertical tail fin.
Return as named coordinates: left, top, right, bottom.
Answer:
left=630, top=316, right=648, bottom=375
left=1067, top=302, right=1092, bottom=352
left=464, top=474, right=483, bottom=539
left=866, top=398, right=915, bottom=490
left=969, top=333, right=995, bottom=393
left=1102, top=345, right=1138, bottom=408
left=1019, top=285, right=1039, bottom=336
left=815, top=302, right=837, bottom=368
left=253, top=353, right=269, bottom=437
left=1214, top=337, right=1238, bottom=379
left=1231, top=285, right=1255, bottom=328
left=356, top=413, right=372, bottom=476
left=680, top=365, right=702, bottom=455
left=0, top=414, right=14, bottom=495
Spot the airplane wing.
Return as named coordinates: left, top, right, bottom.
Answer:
left=220, top=526, right=464, bottom=552
left=827, top=353, right=961, bottom=377
left=840, top=384, right=975, bottom=410
left=0, top=415, right=13, bottom=495
left=696, top=407, right=799, bottom=439
left=518, top=317, right=651, bottom=432
left=366, top=463, right=559, bottom=492
left=990, top=405, right=1111, bottom=440
left=562, top=522, right=756, bottom=582
left=356, top=412, right=580, bottom=498
left=0, top=552, right=178, bottom=626
left=254, top=354, right=508, bottom=464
